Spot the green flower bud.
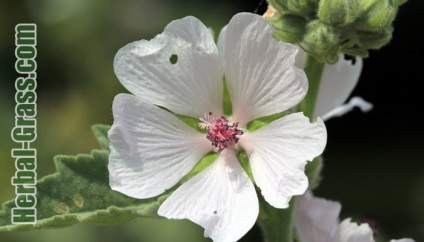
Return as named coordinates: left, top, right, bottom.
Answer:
left=357, top=26, right=393, bottom=49
left=356, top=0, right=398, bottom=32
left=318, top=0, right=360, bottom=26
left=287, top=0, right=318, bottom=18
left=271, top=14, right=307, bottom=43
left=303, top=20, right=340, bottom=59
left=268, top=0, right=289, bottom=13
left=268, top=0, right=318, bottom=18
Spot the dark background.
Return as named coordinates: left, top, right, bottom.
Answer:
left=0, top=0, right=423, bottom=241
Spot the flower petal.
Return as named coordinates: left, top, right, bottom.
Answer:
left=217, top=25, right=227, bottom=69
left=335, top=218, right=374, bottom=242
left=114, top=16, right=223, bottom=118
left=321, top=96, right=373, bottom=121
left=314, top=54, right=363, bottom=119
left=390, top=239, right=415, bottom=242
left=223, top=13, right=308, bottom=126
left=108, top=94, right=213, bottom=199
left=158, top=149, right=259, bottom=242
left=239, top=113, right=327, bottom=208
left=294, top=192, right=341, bottom=242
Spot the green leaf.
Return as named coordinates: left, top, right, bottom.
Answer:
left=305, top=156, right=323, bottom=190
left=0, top=125, right=170, bottom=232
left=92, top=124, right=111, bottom=150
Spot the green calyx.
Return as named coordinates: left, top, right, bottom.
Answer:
left=319, top=0, right=360, bottom=26
left=303, top=20, right=341, bottom=63
left=266, top=0, right=406, bottom=63
left=356, top=0, right=399, bottom=32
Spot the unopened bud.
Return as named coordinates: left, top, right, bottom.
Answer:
left=268, top=0, right=289, bottom=13
left=356, top=0, right=398, bottom=32
left=303, top=20, right=340, bottom=59
left=287, top=0, right=318, bottom=18
left=272, top=14, right=307, bottom=43
left=357, top=26, right=393, bottom=49
left=318, top=0, right=360, bottom=26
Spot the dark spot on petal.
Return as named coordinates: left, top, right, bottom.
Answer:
left=213, top=210, right=217, bottom=214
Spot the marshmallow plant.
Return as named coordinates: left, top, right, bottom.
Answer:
left=0, top=1, right=413, bottom=242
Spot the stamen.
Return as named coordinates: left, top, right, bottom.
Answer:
left=199, top=112, right=243, bottom=152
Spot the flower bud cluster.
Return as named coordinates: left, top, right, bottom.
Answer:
left=266, top=0, right=406, bottom=63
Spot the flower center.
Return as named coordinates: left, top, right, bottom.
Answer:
left=199, top=112, right=243, bottom=152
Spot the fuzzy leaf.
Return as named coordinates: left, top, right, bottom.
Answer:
left=92, top=124, right=111, bottom=150
left=0, top=125, right=169, bottom=232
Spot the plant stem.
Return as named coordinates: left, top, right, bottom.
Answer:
left=257, top=197, right=295, bottom=242
left=298, top=54, right=326, bottom=119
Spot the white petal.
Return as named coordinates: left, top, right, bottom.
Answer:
left=239, top=113, right=327, bottom=208
left=334, top=218, right=375, bottom=242
left=158, top=149, right=259, bottom=242
left=321, top=96, right=373, bottom=121
left=294, top=46, right=307, bottom=69
left=294, top=192, right=341, bottom=242
left=217, top=25, right=227, bottom=69
left=390, top=239, right=415, bottom=242
left=108, top=94, right=213, bottom=199
left=114, top=16, right=223, bottom=118
left=314, top=54, right=363, bottom=119
left=223, top=13, right=308, bottom=126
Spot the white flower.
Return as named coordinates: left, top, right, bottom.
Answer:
left=294, top=192, right=415, bottom=242
left=108, top=13, right=327, bottom=242
left=295, top=50, right=373, bottom=121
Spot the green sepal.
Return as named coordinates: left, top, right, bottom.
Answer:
left=236, top=150, right=254, bottom=181
left=0, top=125, right=170, bottom=232
left=174, top=114, right=205, bottom=133
left=180, top=152, right=218, bottom=183
left=223, top=78, right=232, bottom=116
left=246, top=111, right=290, bottom=132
